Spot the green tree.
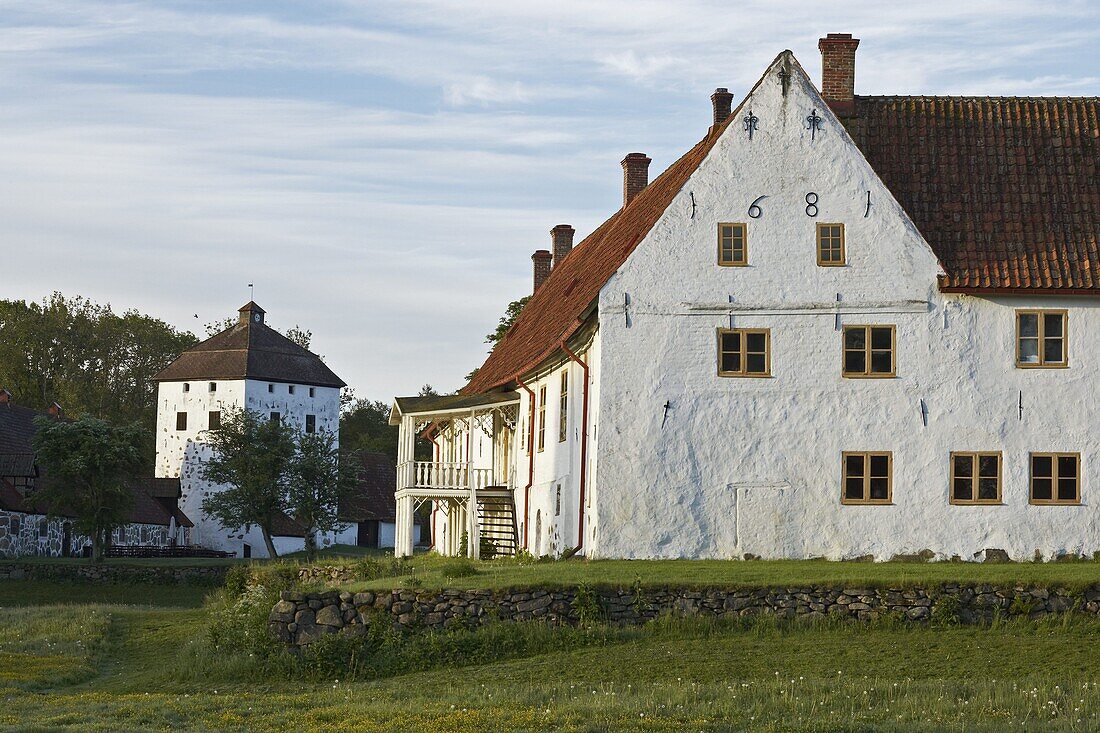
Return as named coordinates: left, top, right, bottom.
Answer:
left=0, top=293, right=197, bottom=435
left=31, top=416, right=147, bottom=562
left=287, top=431, right=356, bottom=561
left=199, top=408, right=297, bottom=558
left=485, top=296, right=529, bottom=348
left=339, top=385, right=438, bottom=461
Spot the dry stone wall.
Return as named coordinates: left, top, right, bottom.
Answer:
left=0, top=561, right=227, bottom=585
left=269, top=583, right=1100, bottom=648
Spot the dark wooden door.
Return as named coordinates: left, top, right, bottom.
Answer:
left=357, top=521, right=379, bottom=548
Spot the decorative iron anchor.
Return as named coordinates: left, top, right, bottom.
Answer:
left=806, top=108, right=823, bottom=141
left=743, top=109, right=758, bottom=140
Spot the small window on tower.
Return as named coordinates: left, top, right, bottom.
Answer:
left=289, top=385, right=296, bottom=395
left=309, top=387, right=315, bottom=398
left=270, top=412, right=281, bottom=425
left=208, top=382, right=217, bottom=393
left=176, top=412, right=187, bottom=431
left=305, top=415, right=316, bottom=434
left=208, top=411, right=221, bottom=430
left=182, top=383, right=190, bottom=393
left=268, top=384, right=274, bottom=393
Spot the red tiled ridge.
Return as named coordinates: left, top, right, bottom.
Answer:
left=845, top=95, right=1100, bottom=291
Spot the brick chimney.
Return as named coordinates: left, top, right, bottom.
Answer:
left=46, top=402, right=63, bottom=418
left=621, top=153, right=651, bottom=207
left=532, top=249, right=552, bottom=292
left=550, top=225, right=575, bottom=268
left=0, top=389, right=11, bottom=406
left=711, top=88, right=734, bottom=127
left=818, top=33, right=860, bottom=116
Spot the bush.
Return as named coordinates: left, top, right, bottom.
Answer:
left=208, top=583, right=283, bottom=658
left=440, top=558, right=479, bottom=579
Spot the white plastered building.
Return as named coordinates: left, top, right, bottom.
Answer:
left=154, top=302, right=345, bottom=558
left=391, top=35, right=1100, bottom=562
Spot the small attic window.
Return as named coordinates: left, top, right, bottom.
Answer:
left=268, top=384, right=274, bottom=393
left=183, top=383, right=190, bottom=393
left=309, top=387, right=315, bottom=398
left=288, top=385, right=296, bottom=395
left=208, top=382, right=217, bottom=393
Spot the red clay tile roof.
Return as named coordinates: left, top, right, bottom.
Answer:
left=154, top=304, right=345, bottom=388
left=465, top=125, right=728, bottom=394
left=466, top=66, right=1100, bottom=394
left=845, top=96, right=1100, bottom=291
left=339, top=451, right=398, bottom=523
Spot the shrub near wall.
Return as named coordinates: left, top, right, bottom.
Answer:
left=270, top=583, right=1100, bottom=648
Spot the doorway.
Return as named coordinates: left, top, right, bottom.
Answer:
left=358, top=520, right=379, bottom=548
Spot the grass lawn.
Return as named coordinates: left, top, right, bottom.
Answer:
left=0, top=580, right=212, bottom=608
left=338, top=554, right=1100, bottom=592
left=0, top=561, right=1097, bottom=731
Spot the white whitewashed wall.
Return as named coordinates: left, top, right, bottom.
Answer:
left=592, top=54, right=1100, bottom=560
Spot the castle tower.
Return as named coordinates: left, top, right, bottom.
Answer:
left=153, top=302, right=346, bottom=557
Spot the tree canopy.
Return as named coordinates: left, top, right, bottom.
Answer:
left=287, top=430, right=356, bottom=561
left=31, top=416, right=148, bottom=562
left=0, top=294, right=197, bottom=434
left=485, top=296, right=529, bottom=347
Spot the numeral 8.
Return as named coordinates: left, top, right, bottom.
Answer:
left=805, top=192, right=818, bottom=218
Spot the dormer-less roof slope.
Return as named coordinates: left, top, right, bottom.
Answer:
left=465, top=125, right=728, bottom=394
left=465, top=53, right=1100, bottom=394
left=0, top=402, right=43, bottom=476
left=845, top=96, right=1100, bottom=292
left=153, top=303, right=345, bottom=388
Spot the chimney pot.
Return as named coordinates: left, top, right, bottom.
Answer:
left=710, top=87, right=734, bottom=126
left=550, top=224, right=575, bottom=268
left=621, top=153, right=651, bottom=207
left=532, top=249, right=553, bottom=292
left=0, top=389, right=11, bottom=405
left=47, top=402, right=62, bottom=418
left=818, top=32, right=860, bottom=116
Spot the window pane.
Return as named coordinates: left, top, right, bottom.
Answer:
left=1057, top=456, right=1078, bottom=479
left=1018, top=313, right=1038, bottom=337
left=1043, top=338, right=1064, bottom=364
left=1057, top=478, right=1078, bottom=502
left=978, top=478, right=999, bottom=501
left=721, top=332, right=740, bottom=352
left=1043, top=313, right=1063, bottom=337
left=721, top=353, right=741, bottom=373
left=954, top=454, right=973, bottom=478
left=745, top=332, right=766, bottom=352
left=844, top=350, right=866, bottom=374
left=870, top=327, right=892, bottom=350
left=844, top=328, right=866, bottom=349
left=746, top=353, right=766, bottom=374
left=845, top=454, right=865, bottom=478
left=953, top=477, right=973, bottom=501
left=1032, top=455, right=1053, bottom=478
left=869, top=454, right=889, bottom=477
left=870, top=351, right=893, bottom=374
left=1032, top=478, right=1053, bottom=501
left=869, top=478, right=889, bottom=500
left=845, top=477, right=864, bottom=500
left=1018, top=338, right=1039, bottom=364
left=978, top=454, right=999, bottom=478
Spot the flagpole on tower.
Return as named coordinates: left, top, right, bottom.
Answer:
left=248, top=283, right=254, bottom=301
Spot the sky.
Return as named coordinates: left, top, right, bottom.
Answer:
left=2, top=1, right=1099, bottom=400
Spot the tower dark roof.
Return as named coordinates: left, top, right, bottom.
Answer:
left=153, top=303, right=345, bottom=387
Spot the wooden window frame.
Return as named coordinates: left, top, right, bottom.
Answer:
left=841, top=451, right=893, bottom=505
left=537, top=385, right=547, bottom=453
left=842, top=325, right=896, bottom=378
left=949, top=452, right=1003, bottom=505
left=175, top=411, right=187, bottom=431
left=558, top=370, right=569, bottom=443
left=717, top=328, right=772, bottom=378
left=208, top=410, right=221, bottom=431
left=305, top=414, right=316, bottom=434
left=1015, top=310, right=1068, bottom=368
left=816, top=222, right=845, bottom=266
left=1029, top=452, right=1081, bottom=505
left=717, top=222, right=748, bottom=267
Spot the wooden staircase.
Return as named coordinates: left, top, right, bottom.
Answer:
left=477, top=491, right=519, bottom=558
